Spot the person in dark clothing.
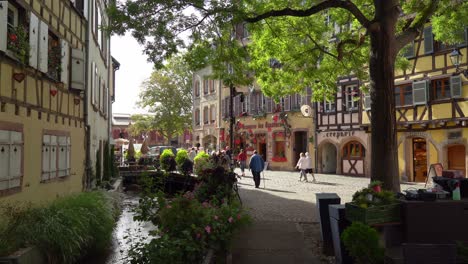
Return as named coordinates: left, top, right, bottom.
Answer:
left=249, top=150, right=265, bottom=188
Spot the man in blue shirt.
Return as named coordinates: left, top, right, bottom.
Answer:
left=249, top=150, right=265, bottom=188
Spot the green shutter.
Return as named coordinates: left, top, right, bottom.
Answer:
left=413, top=80, right=428, bottom=105
left=423, top=27, right=433, bottom=54
left=450, top=75, right=462, bottom=98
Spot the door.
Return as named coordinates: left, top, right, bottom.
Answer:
left=448, top=145, right=466, bottom=176
left=412, top=138, right=427, bottom=182
left=259, top=143, right=267, bottom=162
left=294, top=131, right=307, bottom=166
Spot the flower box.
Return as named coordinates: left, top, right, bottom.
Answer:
left=271, top=157, right=287, bottom=162
left=345, top=202, right=401, bottom=225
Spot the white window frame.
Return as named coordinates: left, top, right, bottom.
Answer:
left=6, top=3, right=18, bottom=33
left=42, top=132, right=71, bottom=182
left=345, top=85, right=359, bottom=111
left=324, top=98, right=336, bottom=113
left=0, top=127, right=23, bottom=192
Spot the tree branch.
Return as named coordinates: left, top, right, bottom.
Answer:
left=395, top=0, right=440, bottom=51
left=245, top=0, right=371, bottom=29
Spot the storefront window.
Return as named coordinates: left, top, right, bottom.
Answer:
left=272, top=132, right=287, bottom=162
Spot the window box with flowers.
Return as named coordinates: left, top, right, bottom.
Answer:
left=7, top=26, right=29, bottom=66
left=47, top=33, right=62, bottom=81
left=271, top=156, right=287, bottom=162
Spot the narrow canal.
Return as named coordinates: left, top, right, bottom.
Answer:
left=81, top=191, right=155, bottom=263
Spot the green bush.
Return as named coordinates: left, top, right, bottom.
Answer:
left=0, top=191, right=120, bottom=263
left=175, top=149, right=192, bottom=175
left=341, top=222, right=384, bottom=264
left=193, top=151, right=214, bottom=175
left=160, top=149, right=176, bottom=171
left=175, top=149, right=189, bottom=166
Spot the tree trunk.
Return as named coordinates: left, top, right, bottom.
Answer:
left=368, top=0, right=400, bottom=192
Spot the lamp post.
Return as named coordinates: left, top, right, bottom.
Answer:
left=227, top=63, right=235, bottom=153
left=450, top=49, right=468, bottom=77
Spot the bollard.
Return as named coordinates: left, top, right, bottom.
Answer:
left=316, top=193, right=341, bottom=256
left=329, top=204, right=353, bottom=264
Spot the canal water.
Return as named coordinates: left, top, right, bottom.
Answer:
left=82, top=191, right=156, bottom=263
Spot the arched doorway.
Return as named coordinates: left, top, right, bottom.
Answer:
left=202, top=135, right=217, bottom=152
left=412, top=137, right=427, bottom=182
left=342, top=141, right=365, bottom=176
left=448, top=144, right=466, bottom=176
left=321, top=142, right=337, bottom=173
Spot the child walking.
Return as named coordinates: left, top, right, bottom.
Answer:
left=296, top=152, right=308, bottom=182
left=305, top=152, right=316, bottom=183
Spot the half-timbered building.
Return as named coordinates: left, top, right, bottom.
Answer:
left=0, top=0, right=88, bottom=202
left=316, top=77, right=371, bottom=177
left=361, top=25, right=468, bottom=182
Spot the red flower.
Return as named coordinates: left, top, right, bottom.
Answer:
left=9, top=34, right=17, bottom=42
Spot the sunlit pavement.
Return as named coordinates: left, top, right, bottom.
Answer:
left=234, top=168, right=424, bottom=222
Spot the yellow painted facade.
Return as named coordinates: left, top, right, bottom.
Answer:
left=364, top=27, right=468, bottom=181
left=0, top=0, right=87, bottom=202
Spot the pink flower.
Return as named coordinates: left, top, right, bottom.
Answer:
left=214, top=215, right=219, bottom=220
left=202, top=201, right=210, bottom=208
left=228, top=217, right=233, bottom=223
left=166, top=205, right=172, bottom=209
left=237, top=213, right=241, bottom=220
left=205, top=226, right=211, bottom=234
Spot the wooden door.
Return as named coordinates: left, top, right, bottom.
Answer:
left=448, top=145, right=466, bottom=176
left=412, top=138, right=427, bottom=182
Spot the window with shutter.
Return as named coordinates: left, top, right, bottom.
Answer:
left=204, top=79, right=208, bottom=94
left=0, top=1, right=8, bottom=52
left=249, top=92, right=257, bottom=115
left=450, top=75, right=462, bottom=98
left=363, top=94, right=371, bottom=110
left=402, top=42, right=415, bottom=58
left=412, top=80, right=428, bottom=105
left=71, top=49, right=85, bottom=90
left=431, top=78, right=450, bottom=100
left=423, top=26, right=433, bottom=54
left=266, top=97, right=273, bottom=113
left=42, top=132, right=71, bottom=182
left=0, top=128, right=23, bottom=192
left=324, top=98, right=337, bottom=112
left=395, top=84, right=413, bottom=106
left=47, top=32, right=61, bottom=80
left=38, top=20, right=48, bottom=73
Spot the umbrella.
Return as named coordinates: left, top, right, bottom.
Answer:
left=127, top=139, right=135, bottom=159
left=140, top=138, right=150, bottom=155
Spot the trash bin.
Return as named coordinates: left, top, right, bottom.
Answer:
left=316, top=193, right=341, bottom=256
left=329, top=204, right=353, bottom=264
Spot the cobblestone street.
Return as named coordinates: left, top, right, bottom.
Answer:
left=235, top=168, right=424, bottom=223
left=230, top=169, right=425, bottom=263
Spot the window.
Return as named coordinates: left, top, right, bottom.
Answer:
left=203, top=107, right=209, bottom=124
left=192, top=108, right=198, bottom=126
left=435, top=28, right=467, bottom=52
left=402, top=42, right=415, bottom=58
left=210, top=105, right=216, bottom=124
left=7, top=3, right=18, bottom=33
left=423, top=26, right=433, bottom=54
left=395, top=84, right=413, bottom=106
left=242, top=23, right=249, bottom=39
left=324, top=98, right=336, bottom=113
left=203, top=79, right=208, bottom=94
left=209, top=80, right=215, bottom=93
left=342, top=141, right=365, bottom=159
left=0, top=127, right=23, bottom=192
left=47, top=32, right=61, bottom=80
left=431, top=78, right=450, bottom=100
left=42, top=132, right=71, bottom=181
left=291, top=93, right=302, bottom=111
left=194, top=80, right=200, bottom=97
left=344, top=85, right=360, bottom=111
left=273, top=132, right=286, bottom=159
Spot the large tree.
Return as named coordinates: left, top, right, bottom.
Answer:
left=109, top=0, right=468, bottom=191
left=133, top=55, right=193, bottom=144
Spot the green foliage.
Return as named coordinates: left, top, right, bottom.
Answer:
left=193, top=151, right=214, bottom=175
left=96, top=149, right=102, bottom=186
left=110, top=145, right=117, bottom=178
left=351, top=187, right=397, bottom=209
left=103, top=141, right=111, bottom=181
left=341, top=222, right=384, bottom=264
left=175, top=149, right=193, bottom=175
left=0, top=191, right=120, bottom=263
left=175, top=149, right=189, bottom=166
left=368, top=180, right=383, bottom=188
left=160, top=149, right=176, bottom=171
left=457, top=241, right=468, bottom=263
left=7, top=26, right=30, bottom=65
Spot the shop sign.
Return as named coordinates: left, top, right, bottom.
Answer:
left=323, top=131, right=355, bottom=139
left=407, top=132, right=428, bottom=138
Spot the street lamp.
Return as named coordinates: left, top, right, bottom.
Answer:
left=227, top=63, right=235, bottom=155
left=449, top=49, right=468, bottom=77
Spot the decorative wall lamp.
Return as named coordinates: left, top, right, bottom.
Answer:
left=449, top=49, right=468, bottom=77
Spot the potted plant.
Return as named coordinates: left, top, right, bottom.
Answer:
left=369, top=180, right=383, bottom=193
left=341, top=222, right=385, bottom=264
left=345, top=185, right=401, bottom=225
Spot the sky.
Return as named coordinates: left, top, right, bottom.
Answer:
left=111, top=33, right=154, bottom=114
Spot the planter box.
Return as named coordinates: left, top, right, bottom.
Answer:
left=345, top=202, right=401, bottom=225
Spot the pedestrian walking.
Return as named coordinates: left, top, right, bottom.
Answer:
left=237, top=149, right=247, bottom=178
left=249, top=150, right=265, bottom=188
left=189, top=147, right=197, bottom=161
left=305, top=152, right=316, bottom=183
left=296, top=152, right=308, bottom=182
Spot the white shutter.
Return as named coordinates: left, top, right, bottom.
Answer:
left=42, top=135, right=50, bottom=181
left=29, top=13, right=39, bottom=68
left=0, top=1, right=8, bottom=52
left=363, top=94, right=371, bottom=110
left=284, top=95, right=291, bottom=111
left=412, top=80, right=428, bottom=105
left=60, top=40, right=69, bottom=85
left=71, top=49, right=85, bottom=90
left=58, top=136, right=67, bottom=177
left=38, top=20, right=48, bottom=73
left=266, top=97, right=273, bottom=113
left=66, top=137, right=71, bottom=175
left=50, top=136, right=57, bottom=179
left=450, top=75, right=462, bottom=98
left=83, top=0, right=89, bottom=19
